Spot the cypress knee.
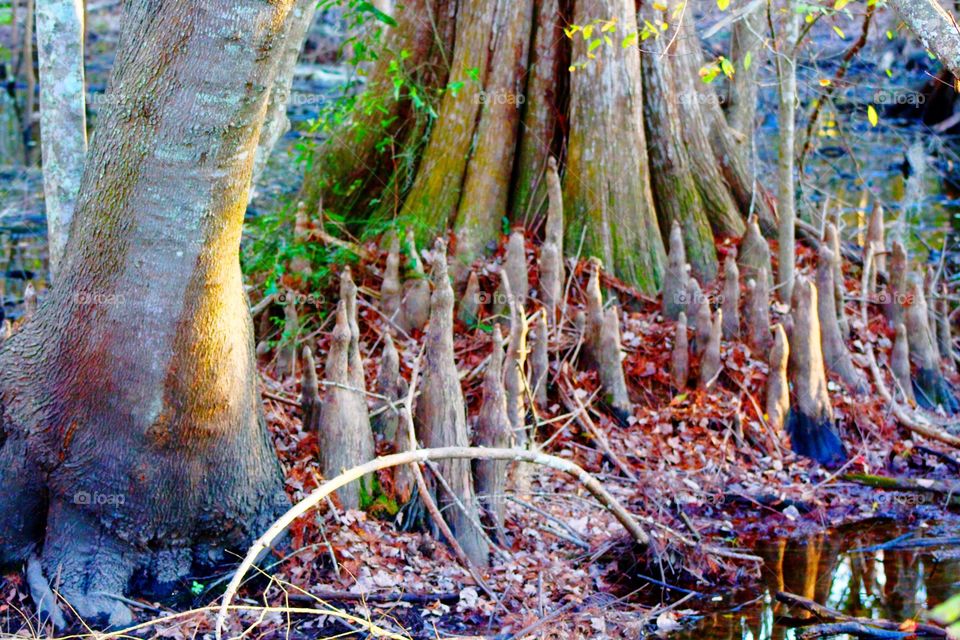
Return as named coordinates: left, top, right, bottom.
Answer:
left=380, top=234, right=402, bottom=326
left=415, top=240, right=489, bottom=565
left=529, top=309, right=549, bottom=408
left=905, top=279, right=959, bottom=414
left=745, top=269, right=771, bottom=352
left=786, top=279, right=846, bottom=467
left=662, top=220, right=689, bottom=321
left=599, top=306, right=632, bottom=414
left=401, top=229, right=430, bottom=332
left=699, top=309, right=722, bottom=389
left=816, top=246, right=867, bottom=393
left=671, top=312, right=690, bottom=390
left=737, top=216, right=771, bottom=286
left=765, top=324, right=789, bottom=431
left=473, top=325, right=511, bottom=538
left=721, top=254, right=740, bottom=340
left=891, top=323, right=915, bottom=405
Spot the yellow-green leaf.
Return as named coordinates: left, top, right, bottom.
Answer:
left=718, top=0, right=729, bottom=10
left=867, top=104, right=879, bottom=127
left=833, top=0, right=850, bottom=10
left=743, top=51, right=752, bottom=70
left=622, top=32, right=638, bottom=48
left=833, top=25, right=846, bottom=39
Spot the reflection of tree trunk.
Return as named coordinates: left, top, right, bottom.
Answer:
left=0, top=0, right=293, bottom=624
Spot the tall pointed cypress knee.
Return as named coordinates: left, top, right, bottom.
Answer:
left=816, top=246, right=867, bottom=393
left=745, top=268, right=771, bottom=352
left=938, top=284, right=955, bottom=371
left=721, top=254, right=740, bottom=340
left=415, top=240, right=489, bottom=565
left=693, top=298, right=712, bottom=359
left=504, top=229, right=529, bottom=310
left=891, top=323, right=915, bottom=405
left=318, top=302, right=375, bottom=509
left=865, top=203, right=885, bottom=292
left=473, top=325, right=511, bottom=539
left=380, top=234, right=402, bottom=326
left=671, top=312, right=690, bottom=390
left=373, top=333, right=407, bottom=441
left=529, top=309, right=549, bottom=408
left=540, top=157, right=565, bottom=326
left=301, top=346, right=321, bottom=434
left=825, top=223, right=850, bottom=340
left=787, top=279, right=846, bottom=467
left=699, top=309, right=722, bottom=389
left=582, top=258, right=605, bottom=369
left=905, top=279, right=959, bottom=414
left=401, top=229, right=430, bottom=332
left=458, top=271, right=481, bottom=327
left=504, top=274, right=529, bottom=446
left=662, top=221, right=689, bottom=321
left=276, top=297, right=299, bottom=380
left=737, top=216, right=771, bottom=286
left=765, top=324, right=789, bottom=432
left=599, top=306, right=632, bottom=415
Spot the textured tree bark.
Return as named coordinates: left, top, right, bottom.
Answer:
left=512, top=0, right=566, bottom=222
left=662, top=221, right=689, bottom=321
left=727, top=0, right=765, bottom=139
left=671, top=312, right=689, bottom=390
left=564, top=0, right=664, bottom=293
left=36, top=0, right=88, bottom=278
left=473, top=325, right=510, bottom=537
left=721, top=255, right=740, bottom=340
left=0, top=0, right=293, bottom=625
left=641, top=13, right=717, bottom=283
left=888, top=0, right=960, bottom=78
left=301, top=0, right=453, bottom=219
left=453, top=0, right=534, bottom=267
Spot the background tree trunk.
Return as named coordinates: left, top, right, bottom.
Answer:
left=564, top=0, right=664, bottom=292
left=36, top=0, right=88, bottom=278
left=888, top=0, right=960, bottom=79
left=776, top=0, right=800, bottom=303
left=0, top=0, right=292, bottom=624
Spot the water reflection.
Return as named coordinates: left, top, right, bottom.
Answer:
left=677, top=522, right=960, bottom=640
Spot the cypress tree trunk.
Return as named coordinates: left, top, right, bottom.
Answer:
left=304, top=0, right=774, bottom=291
left=0, top=0, right=293, bottom=625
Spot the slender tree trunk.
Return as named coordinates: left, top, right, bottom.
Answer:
left=36, top=0, right=88, bottom=279
left=776, top=0, right=800, bottom=303
left=0, top=0, right=293, bottom=625
left=252, top=0, right=318, bottom=187
left=564, top=0, right=664, bottom=292
left=21, top=0, right=35, bottom=164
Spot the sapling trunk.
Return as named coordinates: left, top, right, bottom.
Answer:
left=671, top=312, right=690, bottom=390
left=787, top=279, right=846, bottom=467
left=776, top=0, right=800, bottom=304
left=737, top=216, right=772, bottom=286
left=722, top=255, right=741, bottom=340
left=458, top=271, right=481, bottom=327
left=530, top=309, right=549, bottom=407
left=905, top=279, right=959, bottom=414
left=401, top=229, right=430, bottom=332
left=699, top=309, right=722, bottom=389
left=816, top=245, right=867, bottom=393
left=380, top=235, right=402, bottom=326
left=414, top=240, right=489, bottom=565
left=766, top=324, right=790, bottom=431
left=746, top=269, right=771, bottom=353
left=289, top=202, right=312, bottom=277
left=473, top=325, right=511, bottom=537
left=891, top=323, right=915, bottom=405
left=662, top=221, right=689, bottom=321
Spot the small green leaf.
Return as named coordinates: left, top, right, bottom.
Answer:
left=743, top=51, right=752, bottom=71
left=833, top=25, right=846, bottom=39
left=833, top=0, right=850, bottom=10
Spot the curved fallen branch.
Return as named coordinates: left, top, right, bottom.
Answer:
left=216, top=445, right=650, bottom=638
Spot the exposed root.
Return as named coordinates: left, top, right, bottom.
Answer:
left=816, top=244, right=867, bottom=393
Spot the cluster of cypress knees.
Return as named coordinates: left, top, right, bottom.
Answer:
left=259, top=160, right=958, bottom=567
